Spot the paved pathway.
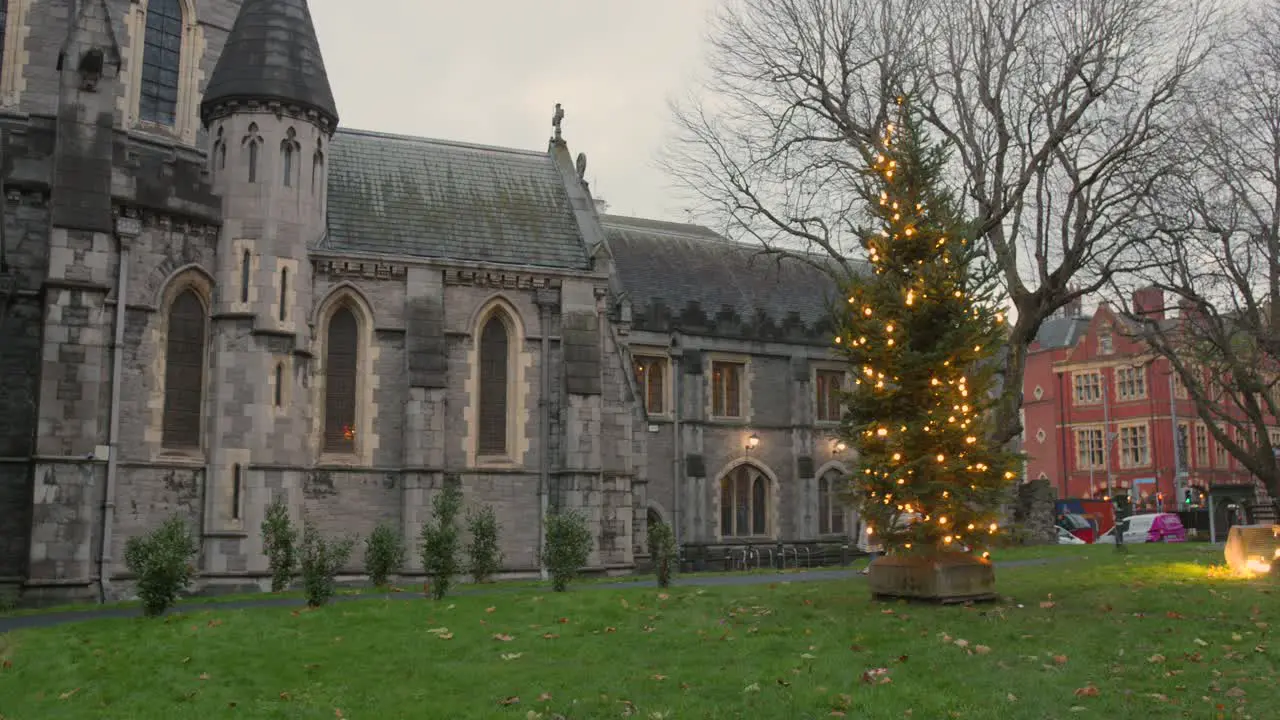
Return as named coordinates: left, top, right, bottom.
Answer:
left=0, top=557, right=1069, bottom=634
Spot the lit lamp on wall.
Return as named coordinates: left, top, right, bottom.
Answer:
left=745, top=434, right=760, bottom=456
left=831, top=439, right=848, bottom=454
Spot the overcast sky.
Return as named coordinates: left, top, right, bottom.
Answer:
left=308, top=0, right=717, bottom=223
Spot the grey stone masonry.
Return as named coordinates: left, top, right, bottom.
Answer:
left=50, top=0, right=122, bottom=234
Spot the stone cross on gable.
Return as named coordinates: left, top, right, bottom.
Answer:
left=552, top=103, right=565, bottom=141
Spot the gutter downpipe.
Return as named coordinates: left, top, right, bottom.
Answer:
left=100, top=219, right=136, bottom=604
left=537, top=296, right=552, bottom=581
left=670, top=332, right=683, bottom=552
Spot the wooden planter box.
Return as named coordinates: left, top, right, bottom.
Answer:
left=867, top=552, right=997, bottom=604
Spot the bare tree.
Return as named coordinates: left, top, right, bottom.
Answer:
left=665, top=0, right=1218, bottom=445
left=1121, top=0, right=1280, bottom=500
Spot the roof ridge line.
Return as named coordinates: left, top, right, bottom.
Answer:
left=335, top=127, right=548, bottom=158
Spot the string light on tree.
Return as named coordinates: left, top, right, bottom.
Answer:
left=831, top=97, right=1020, bottom=559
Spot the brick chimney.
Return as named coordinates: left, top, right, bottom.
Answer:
left=1133, top=286, right=1165, bottom=320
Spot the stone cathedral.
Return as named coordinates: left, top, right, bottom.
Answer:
left=0, top=0, right=853, bottom=606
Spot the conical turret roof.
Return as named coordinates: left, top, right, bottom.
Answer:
left=200, top=0, right=338, bottom=128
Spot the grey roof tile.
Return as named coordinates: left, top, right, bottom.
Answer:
left=1034, top=315, right=1091, bottom=349
left=200, top=0, right=338, bottom=126
left=601, top=215, right=853, bottom=342
left=323, top=129, right=590, bottom=270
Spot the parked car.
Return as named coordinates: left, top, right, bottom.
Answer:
left=1097, top=513, right=1188, bottom=544
left=1056, top=526, right=1087, bottom=545
left=1056, top=512, right=1097, bottom=543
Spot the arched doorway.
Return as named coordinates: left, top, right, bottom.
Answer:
left=719, top=463, right=770, bottom=538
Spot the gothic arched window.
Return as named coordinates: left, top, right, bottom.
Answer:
left=477, top=312, right=510, bottom=456
left=140, top=0, right=184, bottom=126
left=818, top=470, right=847, bottom=535
left=312, top=140, right=324, bottom=194
left=279, top=267, right=289, bottom=321
left=245, top=123, right=261, bottom=183
left=162, top=289, right=206, bottom=448
left=282, top=128, right=299, bottom=187
left=323, top=306, right=359, bottom=453
left=210, top=127, right=223, bottom=179
left=720, top=465, right=768, bottom=537
left=239, top=249, right=251, bottom=303
left=273, top=363, right=284, bottom=407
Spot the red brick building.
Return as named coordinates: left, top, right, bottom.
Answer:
left=1022, top=290, right=1261, bottom=509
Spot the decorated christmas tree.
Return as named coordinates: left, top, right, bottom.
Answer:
left=834, top=100, right=1020, bottom=560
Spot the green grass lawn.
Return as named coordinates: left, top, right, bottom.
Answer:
left=1, top=544, right=1275, bottom=719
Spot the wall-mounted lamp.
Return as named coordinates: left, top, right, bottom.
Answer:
left=745, top=434, right=760, bottom=454
left=831, top=440, right=848, bottom=453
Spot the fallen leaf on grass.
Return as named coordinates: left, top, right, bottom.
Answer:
left=743, top=682, right=761, bottom=693
left=499, top=696, right=520, bottom=706
left=335, top=709, right=343, bottom=718
left=954, top=639, right=970, bottom=649
left=974, top=645, right=991, bottom=655
left=650, top=674, right=667, bottom=681
left=536, top=692, right=552, bottom=702
left=1053, top=655, right=1069, bottom=666
left=438, top=633, right=454, bottom=640
left=1040, top=601, right=1056, bottom=609
left=657, top=593, right=670, bottom=601
left=605, top=627, right=617, bottom=633
left=1194, top=638, right=1209, bottom=647
left=427, top=627, right=450, bottom=634
left=198, top=673, right=210, bottom=680
left=500, top=652, right=523, bottom=661
left=1166, top=611, right=1184, bottom=620
left=1225, top=687, right=1246, bottom=698
left=58, top=688, right=81, bottom=700
left=541, top=633, right=559, bottom=640
left=1148, top=654, right=1166, bottom=663
left=486, top=606, right=496, bottom=613
left=1006, top=693, right=1017, bottom=702
left=493, top=633, right=515, bottom=642
left=621, top=599, right=630, bottom=608
left=861, top=668, right=892, bottom=684
left=279, top=692, right=291, bottom=700
left=1074, top=684, right=1099, bottom=698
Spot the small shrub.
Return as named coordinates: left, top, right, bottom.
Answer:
left=0, top=586, right=20, bottom=614
left=421, top=483, right=463, bottom=600
left=466, top=504, right=504, bottom=584
left=647, top=520, right=677, bottom=588
left=542, top=509, right=593, bottom=592
left=123, top=515, right=198, bottom=617
left=261, top=497, right=298, bottom=593
left=364, top=522, right=406, bottom=589
left=299, top=519, right=355, bottom=608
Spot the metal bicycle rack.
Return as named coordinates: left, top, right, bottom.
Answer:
left=795, top=545, right=812, bottom=568
left=755, top=546, right=772, bottom=570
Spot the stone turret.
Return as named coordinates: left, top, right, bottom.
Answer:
left=196, top=0, right=337, bottom=554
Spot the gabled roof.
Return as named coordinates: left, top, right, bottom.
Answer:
left=601, top=215, right=849, bottom=343
left=200, top=0, right=339, bottom=127
left=321, top=129, right=591, bottom=270
left=1033, top=315, right=1091, bottom=350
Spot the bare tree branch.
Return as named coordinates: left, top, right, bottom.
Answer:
left=664, top=0, right=1219, bottom=446
left=1119, top=0, right=1280, bottom=499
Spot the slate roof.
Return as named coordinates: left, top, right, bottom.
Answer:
left=601, top=215, right=848, bottom=340
left=321, top=129, right=591, bottom=269
left=200, top=0, right=339, bottom=126
left=1033, top=315, right=1090, bottom=349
